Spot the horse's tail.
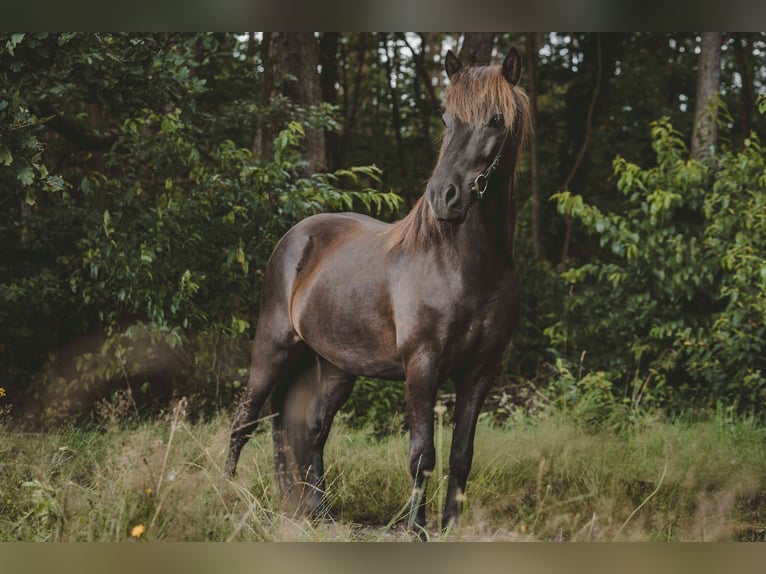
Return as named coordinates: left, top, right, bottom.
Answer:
left=270, top=353, right=325, bottom=516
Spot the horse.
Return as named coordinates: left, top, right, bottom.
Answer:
left=225, top=46, right=530, bottom=537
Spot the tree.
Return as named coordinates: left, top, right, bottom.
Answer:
left=732, top=33, right=754, bottom=143
left=4, top=32, right=766, bottom=421
left=254, top=32, right=327, bottom=174
left=691, top=32, right=722, bottom=160
left=319, top=32, right=341, bottom=170
left=0, top=33, right=399, bottom=420
left=525, top=32, right=543, bottom=261
left=458, top=33, right=495, bottom=64
left=559, top=33, right=603, bottom=264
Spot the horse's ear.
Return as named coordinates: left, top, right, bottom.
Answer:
left=445, top=50, right=463, bottom=80
left=502, top=46, right=522, bottom=86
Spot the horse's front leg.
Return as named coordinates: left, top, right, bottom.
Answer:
left=441, top=363, right=500, bottom=531
left=404, top=357, right=440, bottom=539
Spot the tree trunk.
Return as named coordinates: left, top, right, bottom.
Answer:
left=381, top=34, right=406, bottom=180
left=526, top=32, right=543, bottom=261
left=252, top=33, right=273, bottom=161
left=397, top=33, right=442, bottom=187
left=319, top=32, right=340, bottom=170
left=253, top=32, right=327, bottom=174
left=732, top=33, right=753, bottom=144
left=339, top=33, right=370, bottom=167
left=459, top=33, right=495, bottom=64
left=691, top=32, right=722, bottom=161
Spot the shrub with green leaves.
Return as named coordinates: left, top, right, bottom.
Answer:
left=550, top=116, right=766, bottom=412
left=0, top=34, right=401, bottom=421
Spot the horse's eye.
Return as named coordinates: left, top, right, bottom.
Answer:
left=488, top=114, right=504, bottom=128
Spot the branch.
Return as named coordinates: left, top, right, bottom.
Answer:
left=340, top=33, right=369, bottom=154
left=396, top=32, right=440, bottom=113
left=562, top=33, right=602, bottom=193
left=34, top=103, right=117, bottom=151
left=560, top=33, right=602, bottom=265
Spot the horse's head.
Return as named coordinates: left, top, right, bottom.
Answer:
left=427, top=47, right=528, bottom=223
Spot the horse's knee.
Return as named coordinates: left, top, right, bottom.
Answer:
left=308, top=416, right=331, bottom=450
left=409, top=444, right=436, bottom=479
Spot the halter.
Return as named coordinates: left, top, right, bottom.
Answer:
left=469, top=129, right=510, bottom=200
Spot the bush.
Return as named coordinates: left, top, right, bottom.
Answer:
left=340, top=378, right=406, bottom=435
left=13, top=117, right=398, bottom=423
left=0, top=33, right=401, bottom=421
left=550, top=117, right=766, bottom=412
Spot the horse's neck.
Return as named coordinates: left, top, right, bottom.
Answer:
left=455, top=173, right=516, bottom=270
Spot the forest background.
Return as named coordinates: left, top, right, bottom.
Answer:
left=1, top=31, right=766, bottom=429
left=4, top=31, right=766, bottom=541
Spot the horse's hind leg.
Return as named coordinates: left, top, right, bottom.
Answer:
left=225, top=320, right=307, bottom=477
left=271, top=357, right=317, bottom=511
left=272, top=355, right=355, bottom=517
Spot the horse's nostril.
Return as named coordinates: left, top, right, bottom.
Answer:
left=445, top=185, right=458, bottom=207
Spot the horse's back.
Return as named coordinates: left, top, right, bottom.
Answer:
left=291, top=211, right=388, bottom=236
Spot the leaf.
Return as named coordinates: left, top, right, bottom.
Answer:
left=0, top=145, right=12, bottom=166
left=6, top=33, right=25, bottom=55
left=161, top=115, right=176, bottom=133
left=45, top=175, right=65, bottom=192
left=102, top=210, right=112, bottom=237
left=17, top=166, right=34, bottom=186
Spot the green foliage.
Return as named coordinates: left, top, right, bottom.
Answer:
left=69, top=117, right=396, bottom=334
left=0, top=33, right=401, bottom=420
left=340, top=378, right=406, bottom=434
left=550, top=117, right=766, bottom=411
left=5, top=31, right=766, bottom=425
left=505, top=255, right=568, bottom=379
left=542, top=356, right=629, bottom=431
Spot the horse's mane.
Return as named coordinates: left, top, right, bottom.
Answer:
left=385, top=63, right=531, bottom=254
left=384, top=195, right=452, bottom=253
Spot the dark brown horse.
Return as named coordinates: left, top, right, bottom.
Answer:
left=225, top=46, right=530, bottom=537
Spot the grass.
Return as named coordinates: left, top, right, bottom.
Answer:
left=2, top=400, right=766, bottom=541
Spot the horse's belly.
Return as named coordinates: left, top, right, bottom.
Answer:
left=298, top=319, right=404, bottom=380
left=292, top=283, right=403, bottom=379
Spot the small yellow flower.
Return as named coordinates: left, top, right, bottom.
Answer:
left=144, top=487, right=153, bottom=496
left=131, top=524, right=146, bottom=538
left=0, top=387, right=6, bottom=398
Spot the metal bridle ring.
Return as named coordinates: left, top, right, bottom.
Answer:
left=472, top=174, right=488, bottom=198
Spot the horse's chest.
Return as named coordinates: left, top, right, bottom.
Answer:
left=394, top=273, right=517, bottom=368
left=455, top=300, right=511, bottom=351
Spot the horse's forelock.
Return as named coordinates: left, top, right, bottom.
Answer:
left=445, top=65, right=530, bottom=137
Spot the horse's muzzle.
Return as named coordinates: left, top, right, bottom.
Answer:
left=427, top=183, right=470, bottom=223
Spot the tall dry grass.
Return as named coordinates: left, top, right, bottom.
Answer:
left=2, top=400, right=766, bottom=541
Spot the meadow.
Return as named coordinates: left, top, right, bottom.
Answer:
left=3, top=398, right=766, bottom=542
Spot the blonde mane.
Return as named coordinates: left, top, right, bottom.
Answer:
left=385, top=63, right=531, bottom=253
left=445, top=63, right=531, bottom=151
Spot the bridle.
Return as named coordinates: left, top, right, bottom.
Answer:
left=468, top=129, right=510, bottom=200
